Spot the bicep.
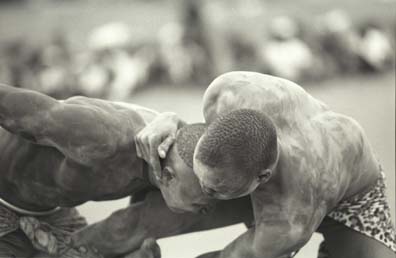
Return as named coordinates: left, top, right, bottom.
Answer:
left=40, top=103, right=122, bottom=164
left=202, top=73, right=282, bottom=124
left=0, top=87, right=123, bottom=165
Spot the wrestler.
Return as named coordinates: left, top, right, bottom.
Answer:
left=139, top=72, right=395, bottom=258
left=0, top=83, right=227, bottom=257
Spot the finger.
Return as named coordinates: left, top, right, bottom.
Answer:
left=121, top=249, right=143, bottom=258
left=136, top=132, right=148, bottom=160
left=141, top=238, right=157, bottom=250
left=135, top=135, right=143, bottom=158
left=140, top=135, right=151, bottom=163
left=150, top=154, right=162, bottom=181
left=149, top=138, right=162, bottom=180
left=158, top=135, right=176, bottom=159
left=142, top=238, right=161, bottom=258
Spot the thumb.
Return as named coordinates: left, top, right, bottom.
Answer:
left=141, top=238, right=161, bottom=258
left=158, top=135, right=176, bottom=159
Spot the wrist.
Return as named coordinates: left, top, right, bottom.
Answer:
left=163, top=112, right=186, bottom=128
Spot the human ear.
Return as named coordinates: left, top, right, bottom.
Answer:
left=258, top=169, right=272, bottom=183
left=162, top=166, right=175, bottom=183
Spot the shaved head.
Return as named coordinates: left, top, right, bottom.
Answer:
left=175, top=123, right=207, bottom=168
left=194, top=109, right=278, bottom=199
left=196, top=109, right=277, bottom=174
left=158, top=123, right=212, bottom=213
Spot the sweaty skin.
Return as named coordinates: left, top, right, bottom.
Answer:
left=0, top=84, right=218, bottom=257
left=72, top=191, right=253, bottom=257
left=193, top=71, right=385, bottom=258
left=0, top=86, right=156, bottom=211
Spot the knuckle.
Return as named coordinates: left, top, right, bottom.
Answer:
left=152, top=135, right=160, bottom=141
left=135, top=134, right=143, bottom=142
left=142, top=135, right=150, bottom=143
left=168, top=135, right=176, bottom=141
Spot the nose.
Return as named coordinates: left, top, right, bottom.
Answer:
left=202, top=185, right=218, bottom=197
left=193, top=203, right=214, bottom=215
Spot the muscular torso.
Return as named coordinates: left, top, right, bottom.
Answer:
left=204, top=72, right=381, bottom=229
left=0, top=97, right=158, bottom=211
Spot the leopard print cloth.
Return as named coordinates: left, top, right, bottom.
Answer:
left=327, top=171, right=396, bottom=252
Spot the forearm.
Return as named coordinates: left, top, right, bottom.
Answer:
left=72, top=203, right=148, bottom=257
left=73, top=193, right=252, bottom=257
left=195, top=229, right=257, bottom=258
left=202, top=225, right=305, bottom=258
left=72, top=192, right=203, bottom=257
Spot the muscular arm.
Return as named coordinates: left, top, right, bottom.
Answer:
left=198, top=209, right=320, bottom=258
left=72, top=191, right=253, bottom=257
left=0, top=84, right=134, bottom=166
left=198, top=225, right=303, bottom=258
left=202, top=72, right=327, bottom=127
left=197, top=179, right=327, bottom=258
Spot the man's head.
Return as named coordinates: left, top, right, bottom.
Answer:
left=194, top=109, right=278, bottom=200
left=158, top=123, right=215, bottom=214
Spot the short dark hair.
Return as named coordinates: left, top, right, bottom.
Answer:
left=175, top=123, right=207, bottom=168
left=195, top=109, right=277, bottom=174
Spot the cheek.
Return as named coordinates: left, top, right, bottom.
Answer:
left=239, top=179, right=260, bottom=196
left=160, top=185, right=178, bottom=205
left=169, top=182, right=187, bottom=204
left=220, top=174, right=255, bottom=194
left=193, top=158, right=211, bottom=182
left=198, top=170, right=220, bottom=185
left=194, top=167, right=206, bottom=182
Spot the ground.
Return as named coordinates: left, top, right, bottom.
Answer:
left=78, top=72, right=395, bottom=258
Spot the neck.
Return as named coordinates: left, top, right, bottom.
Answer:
left=269, top=139, right=283, bottom=178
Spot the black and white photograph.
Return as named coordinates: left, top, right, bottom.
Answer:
left=0, top=0, right=395, bottom=257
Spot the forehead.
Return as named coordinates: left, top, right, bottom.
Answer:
left=194, top=157, right=249, bottom=180
left=167, top=144, right=193, bottom=176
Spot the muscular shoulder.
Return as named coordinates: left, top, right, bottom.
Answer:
left=203, top=72, right=327, bottom=125
left=54, top=96, right=145, bottom=163
left=66, top=96, right=157, bottom=124
left=311, top=111, right=369, bottom=163
left=65, top=96, right=122, bottom=112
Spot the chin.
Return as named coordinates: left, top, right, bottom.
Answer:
left=216, top=186, right=256, bottom=200
left=168, top=206, right=189, bottom=214
left=169, top=205, right=206, bottom=214
left=210, top=192, right=235, bottom=200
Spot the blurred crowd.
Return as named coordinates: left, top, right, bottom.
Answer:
left=0, top=3, right=394, bottom=100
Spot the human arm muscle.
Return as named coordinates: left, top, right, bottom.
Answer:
left=0, top=84, right=132, bottom=166
left=71, top=192, right=253, bottom=257
left=202, top=72, right=327, bottom=126
left=196, top=211, right=315, bottom=258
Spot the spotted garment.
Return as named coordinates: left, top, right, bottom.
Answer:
left=0, top=203, right=102, bottom=258
left=326, top=171, right=396, bottom=252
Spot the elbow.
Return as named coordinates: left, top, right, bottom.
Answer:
left=252, top=224, right=312, bottom=258
left=107, top=209, right=140, bottom=240
left=203, top=90, right=237, bottom=124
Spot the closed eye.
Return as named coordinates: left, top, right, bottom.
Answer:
left=162, top=166, right=175, bottom=181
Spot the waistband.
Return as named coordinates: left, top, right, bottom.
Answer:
left=0, top=197, right=60, bottom=216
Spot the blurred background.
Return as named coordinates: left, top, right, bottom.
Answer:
left=0, top=0, right=394, bottom=257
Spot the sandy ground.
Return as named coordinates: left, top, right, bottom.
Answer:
left=78, top=73, right=395, bottom=258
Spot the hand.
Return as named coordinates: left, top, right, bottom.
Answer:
left=135, top=112, right=185, bottom=180
left=121, top=238, right=161, bottom=258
